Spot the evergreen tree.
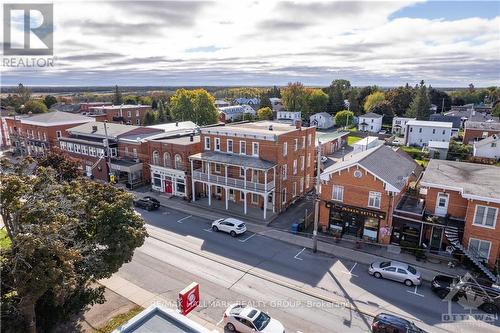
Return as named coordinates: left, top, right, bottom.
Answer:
left=113, top=85, right=122, bottom=105
left=152, top=100, right=158, bottom=110
left=157, top=100, right=166, bottom=123
left=406, top=80, right=431, bottom=120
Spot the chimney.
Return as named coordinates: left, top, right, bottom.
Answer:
left=269, top=125, right=273, bottom=131
left=295, top=119, right=302, bottom=129
left=91, top=125, right=98, bottom=133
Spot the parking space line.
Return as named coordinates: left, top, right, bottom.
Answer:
left=294, top=247, right=306, bottom=260
left=203, top=227, right=213, bottom=233
left=341, top=262, right=359, bottom=277
left=407, top=286, right=425, bottom=297
left=238, top=233, right=256, bottom=242
left=215, top=317, right=224, bottom=326
left=177, top=215, right=192, bottom=223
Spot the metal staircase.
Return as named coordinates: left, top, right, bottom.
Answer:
left=444, top=226, right=498, bottom=283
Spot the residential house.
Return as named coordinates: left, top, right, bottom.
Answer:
left=352, top=136, right=383, bottom=155
left=358, top=113, right=383, bottom=133
left=189, top=121, right=316, bottom=220
left=450, top=103, right=492, bottom=114
left=217, top=105, right=256, bottom=123
left=445, top=108, right=499, bottom=129
left=277, top=111, right=301, bottom=123
left=473, top=135, right=500, bottom=161
left=233, top=97, right=260, bottom=110
left=4, top=111, right=95, bottom=156
left=316, top=131, right=348, bottom=156
left=87, top=104, right=152, bottom=125
left=392, top=117, right=415, bottom=136
left=269, top=97, right=284, bottom=112
left=427, top=141, right=449, bottom=160
left=49, top=103, right=81, bottom=113
left=420, top=160, right=500, bottom=279
left=404, top=120, right=452, bottom=147
left=429, top=114, right=461, bottom=137
left=319, top=145, right=422, bottom=244
left=310, top=112, right=334, bottom=129
left=214, top=99, right=231, bottom=108
left=463, top=121, right=500, bottom=144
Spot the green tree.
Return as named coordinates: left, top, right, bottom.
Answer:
left=143, top=111, right=156, bottom=125
left=157, top=100, right=166, bottom=123
left=170, top=89, right=218, bottom=125
left=406, top=81, right=431, bottom=120
left=37, top=149, right=81, bottom=181
left=43, top=95, right=57, bottom=109
left=281, top=82, right=308, bottom=113
left=334, top=110, right=354, bottom=127
left=370, top=101, right=394, bottom=125
left=364, top=91, right=385, bottom=113
left=0, top=157, right=147, bottom=332
left=385, top=86, right=415, bottom=116
left=138, top=96, right=152, bottom=105
left=256, top=107, right=273, bottom=120
left=492, top=103, right=500, bottom=117
left=170, top=89, right=195, bottom=122
left=259, top=90, right=273, bottom=110
left=325, top=80, right=349, bottom=114
left=113, top=85, right=122, bottom=105
left=306, top=89, right=329, bottom=116
left=152, top=100, right=158, bottom=110
left=22, top=100, right=48, bottom=114
left=17, top=83, right=31, bottom=104
left=357, top=85, right=379, bottom=113
left=345, top=88, right=361, bottom=115
left=428, top=88, right=451, bottom=113
left=123, top=95, right=137, bottom=105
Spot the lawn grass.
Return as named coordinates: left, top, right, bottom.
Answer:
left=96, top=306, right=144, bottom=333
left=414, top=159, right=429, bottom=168
left=0, top=228, right=11, bottom=250
left=347, top=136, right=362, bottom=145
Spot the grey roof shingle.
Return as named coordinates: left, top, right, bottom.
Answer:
left=189, top=151, right=276, bottom=170
left=67, top=122, right=141, bottom=138
left=21, top=111, right=93, bottom=124
left=360, top=112, right=383, bottom=119
left=465, top=121, right=500, bottom=131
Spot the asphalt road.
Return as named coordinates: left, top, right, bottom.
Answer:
left=114, top=206, right=499, bottom=333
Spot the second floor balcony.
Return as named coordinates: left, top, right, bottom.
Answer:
left=192, top=169, right=275, bottom=192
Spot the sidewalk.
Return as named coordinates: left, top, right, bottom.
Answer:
left=131, top=189, right=468, bottom=282
left=99, top=275, right=220, bottom=332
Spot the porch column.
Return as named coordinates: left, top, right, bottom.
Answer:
left=244, top=167, right=247, bottom=189
left=225, top=164, right=228, bottom=185
left=208, top=184, right=211, bottom=206
left=263, top=193, right=267, bottom=220
left=244, top=192, right=247, bottom=215
left=191, top=160, right=195, bottom=202
left=225, top=187, right=229, bottom=210
left=272, top=191, right=276, bottom=213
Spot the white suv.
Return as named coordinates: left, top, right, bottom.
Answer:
left=212, top=218, right=247, bottom=237
left=223, top=304, right=285, bottom=333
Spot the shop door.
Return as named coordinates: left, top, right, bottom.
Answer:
left=430, top=226, right=443, bottom=251
left=435, top=193, right=449, bottom=217
left=164, top=180, right=173, bottom=194
left=345, top=215, right=362, bottom=237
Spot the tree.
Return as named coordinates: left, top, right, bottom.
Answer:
left=256, top=107, right=273, bottom=120
left=306, top=89, right=329, bottom=116
left=325, top=80, right=349, bottom=114
left=357, top=85, right=379, bottom=113
left=370, top=101, right=394, bottom=125
left=0, top=157, right=147, bottom=332
left=385, top=86, right=415, bottom=116
left=43, top=95, right=57, bottom=109
left=259, top=90, right=273, bottom=110
left=406, top=81, right=431, bottom=120
left=429, top=88, right=451, bottom=113
left=17, top=83, right=31, bottom=104
left=169, top=89, right=218, bottom=125
left=334, top=110, right=355, bottom=127
left=123, top=95, right=137, bottom=105
left=170, top=89, right=195, bottom=121
left=22, top=100, right=48, bottom=114
left=281, top=82, right=308, bottom=113
left=143, top=111, right=156, bottom=125
left=152, top=100, right=158, bottom=110
left=270, top=85, right=281, bottom=98
left=37, top=149, right=81, bottom=181
left=113, top=85, right=122, bottom=105
left=345, top=88, right=361, bottom=115
left=364, top=91, right=385, bottom=113
left=492, top=103, right=500, bottom=117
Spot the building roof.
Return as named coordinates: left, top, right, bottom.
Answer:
left=420, top=159, right=500, bottom=202
left=49, top=103, right=81, bottom=113
left=406, top=120, right=452, bottom=128
left=321, top=145, right=420, bottom=192
left=201, top=121, right=299, bottom=141
left=428, top=141, right=450, bottom=149
left=67, top=122, right=141, bottom=138
left=352, top=136, right=380, bottom=147
left=189, top=151, right=276, bottom=170
left=474, top=134, right=500, bottom=148
left=311, top=112, right=332, bottom=118
left=153, top=135, right=201, bottom=145
left=360, top=112, right=383, bottom=119
left=234, top=97, right=260, bottom=105
left=316, top=130, right=349, bottom=144
left=89, top=104, right=151, bottom=110
left=465, top=121, right=500, bottom=131
left=429, top=114, right=461, bottom=129
left=444, top=109, right=499, bottom=123
left=20, top=111, right=94, bottom=126
left=147, top=121, right=198, bottom=132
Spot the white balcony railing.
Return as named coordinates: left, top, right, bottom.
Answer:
left=192, top=170, right=275, bottom=192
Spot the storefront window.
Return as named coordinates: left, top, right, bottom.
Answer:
left=363, top=217, right=379, bottom=241
left=153, top=173, right=161, bottom=187
left=176, top=178, right=185, bottom=194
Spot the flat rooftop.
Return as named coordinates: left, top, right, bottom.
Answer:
left=154, top=135, right=201, bottom=145
left=407, top=120, right=452, bottom=128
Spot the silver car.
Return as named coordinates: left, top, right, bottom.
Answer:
left=368, top=261, right=422, bottom=286
left=223, top=304, right=285, bottom=333
left=212, top=218, right=247, bottom=237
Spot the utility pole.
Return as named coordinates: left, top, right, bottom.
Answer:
left=103, top=121, right=112, bottom=182
left=313, top=141, right=321, bottom=253
left=441, top=97, right=445, bottom=113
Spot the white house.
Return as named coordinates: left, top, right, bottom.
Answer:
left=269, top=97, right=284, bottom=112
left=214, top=99, right=230, bottom=108
left=352, top=136, right=383, bottom=154
left=427, top=141, right=449, bottom=160
left=473, top=135, right=500, bottom=160
left=277, top=110, right=301, bottom=122
left=218, top=105, right=255, bottom=122
left=404, top=120, right=452, bottom=147
left=392, top=117, right=415, bottom=136
left=358, top=112, right=383, bottom=133
left=310, top=112, right=334, bottom=129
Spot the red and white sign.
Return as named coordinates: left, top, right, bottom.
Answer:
left=178, top=282, right=200, bottom=316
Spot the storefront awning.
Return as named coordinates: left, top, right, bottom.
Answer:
left=109, top=159, right=143, bottom=173
left=189, top=151, right=276, bottom=170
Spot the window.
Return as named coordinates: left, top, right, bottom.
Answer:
left=300, top=156, right=305, bottom=170
left=492, top=143, right=497, bottom=148
left=239, top=141, right=246, bottom=154
left=240, top=167, right=245, bottom=178
left=300, top=177, right=304, bottom=193
left=282, top=164, right=287, bottom=180
left=307, top=153, right=311, bottom=167
left=133, top=148, right=138, bottom=158
left=75, top=144, right=81, bottom=153
left=293, top=160, right=297, bottom=175
left=293, top=182, right=297, bottom=197
left=136, top=119, right=140, bottom=125
left=110, top=148, right=117, bottom=157
left=473, top=205, right=497, bottom=228
left=164, top=152, right=171, bottom=167
left=283, top=142, right=288, bottom=156
left=252, top=193, right=259, bottom=204
left=152, top=151, right=160, bottom=165
left=214, top=163, right=221, bottom=173
left=97, top=148, right=105, bottom=157
left=204, top=137, right=211, bottom=150
left=252, top=142, right=259, bottom=156
left=174, top=154, right=182, bottom=169
left=418, top=128, right=422, bottom=133
left=302, top=136, right=306, bottom=148
left=43, top=132, right=47, bottom=141
left=308, top=134, right=312, bottom=146
left=294, top=138, right=298, bottom=151
left=282, top=188, right=287, bottom=204
left=240, top=191, right=245, bottom=201
left=82, top=145, right=88, bottom=155
left=127, top=111, right=131, bottom=118
left=227, top=139, right=233, bottom=153
left=432, top=129, right=436, bottom=134
left=252, top=169, right=258, bottom=182
left=410, top=127, right=413, bottom=132
left=60, top=141, right=67, bottom=149
left=469, top=238, right=491, bottom=260
left=136, top=110, right=140, bottom=116
left=89, top=147, right=96, bottom=156
left=368, top=191, right=381, bottom=208
left=215, top=138, right=221, bottom=151
left=306, top=175, right=310, bottom=189
left=216, top=186, right=222, bottom=195
left=332, top=185, right=344, bottom=201
left=124, top=147, right=129, bottom=157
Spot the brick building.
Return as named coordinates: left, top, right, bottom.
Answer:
left=4, top=111, right=95, bottom=156
left=420, top=160, right=500, bottom=279
left=463, top=121, right=500, bottom=144
left=319, top=145, right=422, bottom=244
left=79, top=102, right=112, bottom=112
left=189, top=121, right=316, bottom=219
left=87, top=104, right=152, bottom=125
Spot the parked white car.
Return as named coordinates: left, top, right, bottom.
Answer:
left=223, top=304, right=285, bottom=333
left=212, top=218, right=247, bottom=237
left=368, top=261, right=422, bottom=286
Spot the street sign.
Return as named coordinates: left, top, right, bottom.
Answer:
left=178, top=282, right=199, bottom=316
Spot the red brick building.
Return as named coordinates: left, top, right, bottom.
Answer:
left=463, top=121, right=500, bottom=144
left=4, top=111, right=95, bottom=156
left=420, top=160, right=500, bottom=276
left=79, top=102, right=112, bottom=112
left=319, top=145, right=422, bottom=244
left=189, top=121, right=316, bottom=219
left=87, top=105, right=152, bottom=125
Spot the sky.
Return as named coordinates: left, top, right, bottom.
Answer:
left=1, top=0, right=499, bottom=87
